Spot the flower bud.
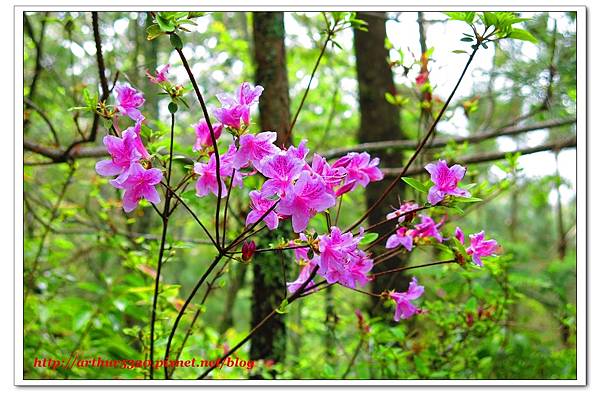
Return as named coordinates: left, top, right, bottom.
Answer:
left=242, top=241, right=256, bottom=262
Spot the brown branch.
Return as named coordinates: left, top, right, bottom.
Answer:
left=381, top=136, right=576, bottom=177
left=321, top=117, right=576, bottom=159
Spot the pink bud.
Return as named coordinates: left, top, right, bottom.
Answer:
left=242, top=241, right=256, bottom=261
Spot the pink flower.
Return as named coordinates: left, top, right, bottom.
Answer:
left=386, top=201, right=420, bottom=223
left=413, top=215, right=444, bottom=242
left=390, top=277, right=425, bottom=321
left=333, top=152, right=383, bottom=193
left=385, top=227, right=414, bottom=251
left=114, top=82, right=145, bottom=121
left=288, top=139, right=309, bottom=161
left=214, top=82, right=263, bottom=129
left=111, top=163, right=162, bottom=213
left=310, top=154, right=346, bottom=195
left=318, top=227, right=360, bottom=281
left=466, top=231, right=498, bottom=267
left=277, top=171, right=336, bottom=233
left=287, top=260, right=317, bottom=294
left=259, top=151, right=305, bottom=196
left=194, top=155, right=227, bottom=198
left=338, top=250, right=373, bottom=289
left=95, top=128, right=142, bottom=181
left=289, top=236, right=310, bottom=262
left=213, top=105, right=248, bottom=130
left=246, top=190, right=279, bottom=230
left=233, top=131, right=280, bottom=170
left=128, top=119, right=150, bottom=160
left=217, top=82, right=264, bottom=108
left=146, top=64, right=170, bottom=84
left=194, top=145, right=242, bottom=198
left=192, top=119, right=223, bottom=150
left=424, top=160, right=470, bottom=205
left=455, top=226, right=465, bottom=244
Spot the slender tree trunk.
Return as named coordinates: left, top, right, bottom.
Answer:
left=354, top=12, right=409, bottom=313
left=249, top=12, right=291, bottom=375
left=554, top=152, right=567, bottom=259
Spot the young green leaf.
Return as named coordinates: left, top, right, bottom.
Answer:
left=359, top=233, right=379, bottom=247
left=402, top=177, right=428, bottom=193
left=508, top=28, right=538, bottom=43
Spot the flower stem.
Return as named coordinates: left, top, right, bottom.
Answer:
left=149, top=113, right=176, bottom=379
left=346, top=44, right=480, bottom=233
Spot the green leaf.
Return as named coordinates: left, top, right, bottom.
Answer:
left=359, top=233, right=379, bottom=247
left=169, top=33, right=183, bottom=49
left=156, top=14, right=176, bottom=33
left=465, top=296, right=478, bottom=313
left=453, top=196, right=483, bottom=203
left=401, top=177, right=428, bottom=193
left=146, top=24, right=163, bottom=40
left=508, top=28, right=538, bottom=43
left=452, top=49, right=468, bottom=54
left=188, top=12, right=206, bottom=18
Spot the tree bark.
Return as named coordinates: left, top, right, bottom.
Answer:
left=249, top=12, right=291, bottom=375
left=354, top=12, right=409, bottom=313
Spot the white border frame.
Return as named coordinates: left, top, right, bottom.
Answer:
left=13, top=3, right=587, bottom=386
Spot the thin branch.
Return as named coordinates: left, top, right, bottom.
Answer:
left=381, top=136, right=576, bottom=177
left=345, top=44, right=481, bottom=232
left=320, top=117, right=575, bottom=159
left=175, top=46, right=223, bottom=247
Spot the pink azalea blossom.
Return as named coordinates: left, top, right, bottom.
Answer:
left=310, top=154, right=346, bottom=195
left=192, top=119, right=223, bottom=151
left=194, top=155, right=226, bottom=198
left=413, top=215, right=444, bottom=242
left=111, top=163, right=162, bottom=213
left=386, top=201, right=420, bottom=223
left=127, top=119, right=150, bottom=160
left=194, top=145, right=243, bottom=198
left=277, top=171, right=336, bottom=233
left=466, top=231, right=498, bottom=267
left=246, top=190, right=279, bottom=230
left=259, top=151, right=305, bottom=196
left=455, top=226, right=465, bottom=244
left=318, top=227, right=360, bottom=282
left=146, top=64, right=170, bottom=84
left=390, top=277, right=425, bottom=321
left=214, top=82, right=263, bottom=129
left=385, top=227, right=414, bottom=251
left=289, top=235, right=310, bottom=262
left=333, top=152, right=383, bottom=193
left=213, top=105, right=248, bottom=130
left=287, top=260, right=317, bottom=294
left=95, top=128, right=142, bottom=181
left=217, top=82, right=264, bottom=108
left=114, top=82, right=145, bottom=121
left=288, top=139, right=309, bottom=161
left=338, top=250, right=373, bottom=289
left=233, top=131, right=280, bottom=170
left=424, top=160, right=470, bottom=205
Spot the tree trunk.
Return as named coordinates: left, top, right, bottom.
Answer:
left=249, top=11, right=291, bottom=375
left=354, top=12, right=409, bottom=313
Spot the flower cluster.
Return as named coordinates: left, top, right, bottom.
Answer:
left=95, top=77, right=500, bottom=324
left=96, top=82, right=163, bottom=213
left=192, top=82, right=384, bottom=235
left=286, top=157, right=498, bottom=322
